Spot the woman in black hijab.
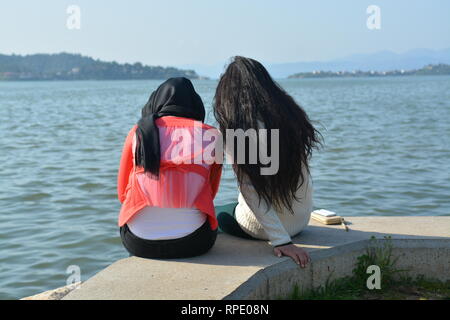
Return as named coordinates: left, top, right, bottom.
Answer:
left=117, top=77, right=222, bottom=259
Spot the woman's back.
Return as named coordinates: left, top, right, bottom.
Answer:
left=234, top=166, right=313, bottom=245
left=118, top=77, right=221, bottom=259
left=213, top=56, right=321, bottom=266
left=132, top=117, right=215, bottom=209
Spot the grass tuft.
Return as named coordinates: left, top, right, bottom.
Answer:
left=289, top=237, right=450, bottom=300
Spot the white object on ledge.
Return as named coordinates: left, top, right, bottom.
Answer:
left=312, top=209, right=336, bottom=217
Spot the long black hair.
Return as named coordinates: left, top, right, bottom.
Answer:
left=213, top=56, right=321, bottom=213
left=135, top=77, right=205, bottom=176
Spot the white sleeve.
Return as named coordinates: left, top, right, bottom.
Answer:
left=239, top=180, right=292, bottom=247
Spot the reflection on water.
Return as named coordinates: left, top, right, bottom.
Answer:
left=0, top=76, right=449, bottom=299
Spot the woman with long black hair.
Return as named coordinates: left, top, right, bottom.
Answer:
left=117, top=77, right=222, bottom=259
left=214, top=57, right=321, bottom=267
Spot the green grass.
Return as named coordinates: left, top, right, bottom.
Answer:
left=289, top=237, right=450, bottom=300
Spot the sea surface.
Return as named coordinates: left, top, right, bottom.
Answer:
left=1, top=76, right=449, bottom=299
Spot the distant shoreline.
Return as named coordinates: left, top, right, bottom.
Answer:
left=1, top=74, right=449, bottom=83
left=2, top=52, right=449, bottom=82
left=288, top=64, right=450, bottom=79
left=0, top=77, right=211, bottom=82
left=0, top=53, right=204, bottom=81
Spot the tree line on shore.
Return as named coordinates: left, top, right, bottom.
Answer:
left=0, top=53, right=201, bottom=81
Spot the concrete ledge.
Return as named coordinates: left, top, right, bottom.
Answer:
left=225, top=239, right=450, bottom=299
left=21, top=282, right=81, bottom=300
left=59, top=217, right=449, bottom=300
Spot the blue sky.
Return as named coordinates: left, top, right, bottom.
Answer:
left=0, top=0, right=449, bottom=66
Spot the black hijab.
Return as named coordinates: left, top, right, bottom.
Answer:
left=135, top=77, right=205, bottom=176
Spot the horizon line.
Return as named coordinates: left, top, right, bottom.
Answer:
left=2, top=46, right=449, bottom=69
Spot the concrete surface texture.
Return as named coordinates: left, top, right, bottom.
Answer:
left=60, top=216, right=450, bottom=300
left=22, top=282, right=81, bottom=300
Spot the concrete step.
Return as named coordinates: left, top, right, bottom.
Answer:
left=62, top=216, right=450, bottom=300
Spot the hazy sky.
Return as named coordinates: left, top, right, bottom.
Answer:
left=1, top=0, right=449, bottom=66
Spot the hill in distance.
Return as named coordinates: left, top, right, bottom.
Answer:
left=269, top=48, right=450, bottom=78
left=0, top=53, right=201, bottom=81
left=179, top=48, right=450, bottom=79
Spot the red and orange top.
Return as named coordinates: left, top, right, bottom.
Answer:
left=117, top=116, right=222, bottom=230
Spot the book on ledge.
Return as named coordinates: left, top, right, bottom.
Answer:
left=311, top=209, right=343, bottom=225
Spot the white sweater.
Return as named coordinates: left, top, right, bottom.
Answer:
left=234, top=172, right=313, bottom=247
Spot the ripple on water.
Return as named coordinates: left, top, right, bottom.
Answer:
left=19, top=192, right=52, bottom=202
left=78, top=182, right=106, bottom=191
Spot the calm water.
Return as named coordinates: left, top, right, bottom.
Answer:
left=1, top=76, right=449, bottom=299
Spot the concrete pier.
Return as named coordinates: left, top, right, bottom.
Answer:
left=22, top=216, right=450, bottom=300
